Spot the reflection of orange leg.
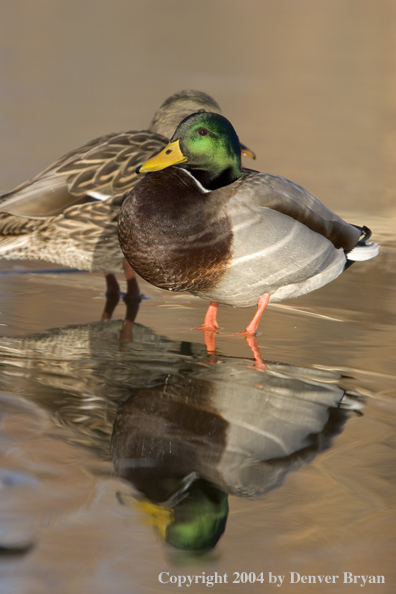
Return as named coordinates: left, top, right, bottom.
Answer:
left=202, top=329, right=218, bottom=364
left=244, top=335, right=266, bottom=371
left=239, top=294, right=270, bottom=336
left=196, top=302, right=219, bottom=332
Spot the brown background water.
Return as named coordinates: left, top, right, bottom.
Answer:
left=0, top=1, right=395, bottom=592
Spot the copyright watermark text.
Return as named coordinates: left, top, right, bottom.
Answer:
left=158, top=571, right=386, bottom=588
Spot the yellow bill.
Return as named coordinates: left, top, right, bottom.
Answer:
left=136, top=138, right=256, bottom=174
left=137, top=139, right=187, bottom=173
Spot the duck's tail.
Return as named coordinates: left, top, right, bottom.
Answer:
left=346, top=225, right=380, bottom=262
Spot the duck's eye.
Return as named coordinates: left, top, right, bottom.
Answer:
left=198, top=128, right=208, bottom=136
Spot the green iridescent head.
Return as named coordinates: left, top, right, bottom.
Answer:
left=173, top=112, right=241, bottom=176
left=138, top=112, right=243, bottom=190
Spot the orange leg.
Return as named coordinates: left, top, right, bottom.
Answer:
left=196, top=301, right=219, bottom=333
left=101, top=273, right=121, bottom=320
left=195, top=301, right=219, bottom=363
left=101, top=261, right=142, bottom=343
left=121, top=260, right=142, bottom=343
left=239, top=294, right=270, bottom=336
left=123, top=260, right=141, bottom=302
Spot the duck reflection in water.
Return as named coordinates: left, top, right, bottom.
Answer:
left=0, top=319, right=363, bottom=552
left=110, top=339, right=363, bottom=551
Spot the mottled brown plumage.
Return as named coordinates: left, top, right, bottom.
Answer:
left=0, top=91, right=223, bottom=274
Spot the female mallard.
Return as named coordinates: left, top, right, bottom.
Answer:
left=0, top=91, right=254, bottom=320
left=118, top=112, right=379, bottom=335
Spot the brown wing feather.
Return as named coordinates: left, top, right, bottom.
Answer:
left=0, top=131, right=168, bottom=217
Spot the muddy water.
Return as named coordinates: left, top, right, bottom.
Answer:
left=0, top=1, right=395, bottom=593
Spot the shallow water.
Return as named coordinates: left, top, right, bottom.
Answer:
left=1, top=1, right=396, bottom=592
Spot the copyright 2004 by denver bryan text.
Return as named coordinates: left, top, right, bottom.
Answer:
left=158, top=571, right=386, bottom=588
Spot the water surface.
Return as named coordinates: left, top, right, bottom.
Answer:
left=0, top=1, right=395, bottom=592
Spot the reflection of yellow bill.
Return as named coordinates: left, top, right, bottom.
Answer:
left=136, top=499, right=174, bottom=540
left=117, top=491, right=174, bottom=540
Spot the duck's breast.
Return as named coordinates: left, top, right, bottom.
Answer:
left=118, top=168, right=234, bottom=292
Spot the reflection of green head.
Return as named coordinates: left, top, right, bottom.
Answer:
left=129, top=479, right=228, bottom=551
left=165, top=480, right=228, bottom=551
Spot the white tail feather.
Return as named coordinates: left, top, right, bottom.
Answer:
left=347, top=241, right=380, bottom=262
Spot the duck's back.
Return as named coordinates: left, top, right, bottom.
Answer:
left=237, top=171, right=361, bottom=250
left=0, top=130, right=168, bottom=271
left=195, top=171, right=361, bottom=307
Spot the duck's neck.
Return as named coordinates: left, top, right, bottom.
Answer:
left=184, top=165, right=240, bottom=191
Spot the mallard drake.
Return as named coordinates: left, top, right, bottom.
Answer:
left=118, top=112, right=380, bottom=335
left=0, top=91, right=254, bottom=320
